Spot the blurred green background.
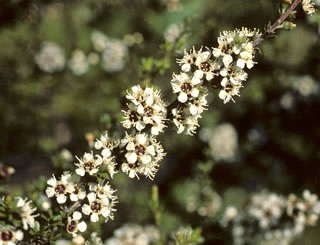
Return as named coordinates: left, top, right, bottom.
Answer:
left=0, top=0, right=319, bottom=244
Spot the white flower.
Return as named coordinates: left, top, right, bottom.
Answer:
left=74, top=152, right=102, bottom=177
left=69, top=175, right=86, bottom=202
left=68, top=50, right=89, bottom=76
left=91, top=30, right=108, bottom=52
left=81, top=192, right=117, bottom=223
left=89, top=182, right=117, bottom=201
left=16, top=197, right=39, bottom=230
left=101, top=39, right=128, bottom=72
left=0, top=227, right=24, bottom=243
left=171, top=107, right=200, bottom=135
left=66, top=211, right=87, bottom=237
left=121, top=133, right=165, bottom=179
left=35, top=42, right=65, bottom=73
left=171, top=72, right=202, bottom=103
left=164, top=23, right=183, bottom=43
left=302, top=0, right=317, bottom=15
left=46, top=172, right=74, bottom=204
left=219, top=78, right=242, bottom=104
left=194, top=49, right=217, bottom=81
left=122, top=86, right=167, bottom=135
left=176, top=47, right=198, bottom=72
left=105, top=224, right=160, bottom=245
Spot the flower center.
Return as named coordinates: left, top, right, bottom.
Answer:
left=91, top=201, right=101, bottom=213
left=83, top=161, right=95, bottom=171
left=55, top=184, right=66, bottom=194
left=200, top=62, right=210, bottom=72
left=67, top=220, right=78, bottom=233
left=129, top=111, right=139, bottom=122
left=181, top=82, right=192, bottom=93
left=144, top=106, right=153, bottom=117
left=135, top=145, right=145, bottom=156
left=1, top=231, right=13, bottom=241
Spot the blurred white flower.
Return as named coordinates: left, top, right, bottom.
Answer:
left=91, top=30, right=108, bottom=52
left=68, top=50, right=89, bottom=76
left=164, top=23, right=183, bottom=43
left=101, top=39, right=128, bottom=72
left=292, top=75, right=319, bottom=97
left=105, top=224, right=160, bottom=245
left=202, top=123, right=238, bottom=162
left=35, top=42, right=65, bottom=73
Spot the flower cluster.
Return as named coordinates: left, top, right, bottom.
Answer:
left=121, top=133, right=166, bottom=179
left=171, top=68, right=209, bottom=135
left=222, top=190, right=320, bottom=245
left=170, top=28, right=261, bottom=135
left=122, top=85, right=167, bottom=135
left=105, top=224, right=160, bottom=245
left=35, top=42, right=65, bottom=73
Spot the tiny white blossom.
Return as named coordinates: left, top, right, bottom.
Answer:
left=16, top=197, right=39, bottom=230
left=121, top=132, right=166, bottom=179
left=66, top=211, right=87, bottom=237
left=46, top=172, right=74, bottom=204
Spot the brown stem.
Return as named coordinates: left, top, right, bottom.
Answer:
left=254, top=0, right=302, bottom=46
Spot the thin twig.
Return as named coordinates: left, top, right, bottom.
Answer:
left=254, top=0, right=302, bottom=46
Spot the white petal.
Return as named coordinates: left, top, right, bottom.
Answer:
left=236, top=59, right=245, bottom=69
left=191, top=88, right=199, bottom=98
left=70, top=193, right=78, bottom=202
left=137, top=104, right=144, bottom=114
left=90, top=213, right=99, bottom=222
left=126, top=152, right=137, bottom=164
left=45, top=188, right=55, bottom=198
left=178, top=93, right=188, bottom=103
left=181, top=64, right=191, bottom=72
left=102, top=148, right=111, bottom=158
left=141, top=155, right=152, bottom=164
left=223, top=55, right=233, bottom=67
left=57, top=195, right=67, bottom=204
left=146, top=145, right=155, bottom=156
left=47, top=176, right=57, bottom=187
left=136, top=121, right=146, bottom=131
left=87, top=192, right=96, bottom=202
left=136, top=134, right=147, bottom=145
left=73, top=211, right=82, bottom=220
left=82, top=204, right=91, bottom=215
left=78, top=221, right=87, bottom=232
left=206, top=73, right=214, bottom=81
left=75, top=168, right=85, bottom=176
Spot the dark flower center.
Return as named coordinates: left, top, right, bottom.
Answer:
left=135, top=145, right=145, bottom=156
left=1, top=231, right=13, bottom=241
left=91, top=201, right=101, bottom=212
left=181, top=82, right=192, bottom=93
left=200, top=62, right=210, bottom=72
left=55, top=184, right=66, bottom=194
left=67, top=220, right=78, bottom=233
left=225, top=84, right=233, bottom=93
left=129, top=111, right=139, bottom=122
left=83, top=161, right=95, bottom=171
left=144, top=106, right=154, bottom=117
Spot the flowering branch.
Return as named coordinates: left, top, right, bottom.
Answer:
left=0, top=0, right=318, bottom=243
